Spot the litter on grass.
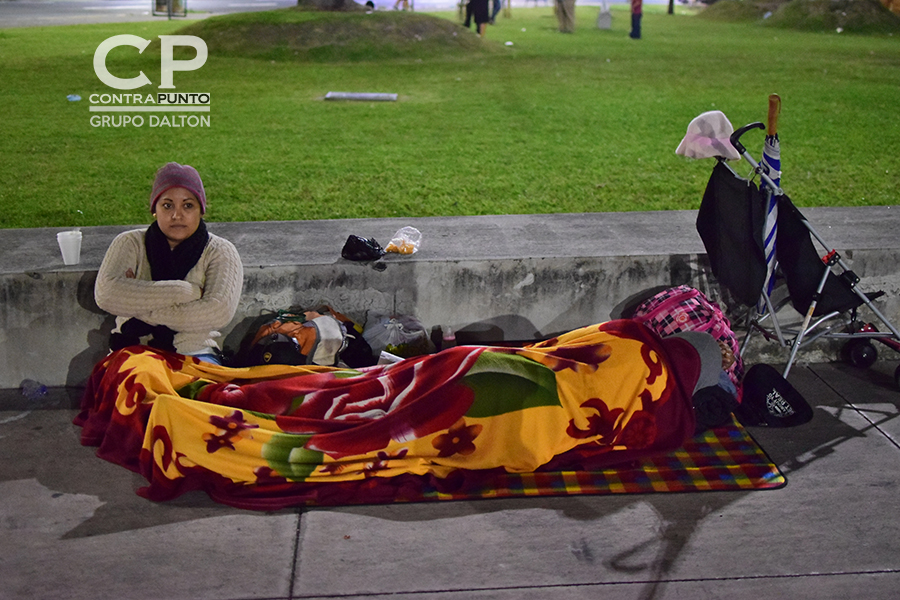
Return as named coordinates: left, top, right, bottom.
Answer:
left=325, top=92, right=398, bottom=102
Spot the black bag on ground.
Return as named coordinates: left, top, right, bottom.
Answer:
left=736, top=364, right=813, bottom=427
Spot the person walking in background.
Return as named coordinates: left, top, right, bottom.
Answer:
left=556, top=0, right=575, bottom=33
left=630, top=0, right=642, bottom=39
left=464, top=0, right=490, bottom=36
left=490, top=0, right=502, bottom=24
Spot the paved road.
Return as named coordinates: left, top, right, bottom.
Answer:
left=0, top=0, right=311, bottom=28
left=0, top=0, right=497, bottom=28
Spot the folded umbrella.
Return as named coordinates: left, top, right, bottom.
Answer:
left=758, top=94, right=782, bottom=313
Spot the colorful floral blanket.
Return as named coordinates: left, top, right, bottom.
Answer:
left=75, top=320, right=701, bottom=509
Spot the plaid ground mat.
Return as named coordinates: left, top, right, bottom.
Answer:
left=416, top=417, right=785, bottom=502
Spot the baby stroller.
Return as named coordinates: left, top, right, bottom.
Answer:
left=678, top=96, right=900, bottom=386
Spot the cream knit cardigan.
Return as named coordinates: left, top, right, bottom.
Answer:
left=94, top=228, right=244, bottom=355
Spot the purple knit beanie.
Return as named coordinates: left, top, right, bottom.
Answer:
left=150, top=162, right=207, bottom=214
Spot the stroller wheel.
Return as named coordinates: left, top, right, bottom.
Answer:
left=843, top=339, right=878, bottom=369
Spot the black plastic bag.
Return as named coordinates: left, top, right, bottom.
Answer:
left=341, top=235, right=386, bottom=261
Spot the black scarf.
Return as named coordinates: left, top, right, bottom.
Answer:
left=109, top=220, right=210, bottom=352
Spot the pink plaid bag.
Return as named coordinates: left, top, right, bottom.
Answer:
left=631, top=285, right=744, bottom=389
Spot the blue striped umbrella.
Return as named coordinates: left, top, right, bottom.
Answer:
left=758, top=94, right=781, bottom=313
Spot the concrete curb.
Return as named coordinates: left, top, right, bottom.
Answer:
left=2, top=208, right=899, bottom=390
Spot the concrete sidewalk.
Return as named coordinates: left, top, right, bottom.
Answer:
left=1, top=359, right=899, bottom=600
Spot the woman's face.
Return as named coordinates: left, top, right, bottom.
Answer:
left=154, top=187, right=202, bottom=249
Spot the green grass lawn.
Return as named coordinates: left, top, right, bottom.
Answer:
left=1, top=5, right=898, bottom=229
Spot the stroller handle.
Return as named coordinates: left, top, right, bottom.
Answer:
left=730, top=122, right=765, bottom=155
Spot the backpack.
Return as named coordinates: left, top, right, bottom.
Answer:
left=630, top=285, right=744, bottom=390
left=233, top=307, right=376, bottom=368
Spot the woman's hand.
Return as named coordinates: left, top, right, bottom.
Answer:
left=125, top=268, right=135, bottom=279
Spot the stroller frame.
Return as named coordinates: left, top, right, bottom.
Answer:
left=710, top=123, right=900, bottom=379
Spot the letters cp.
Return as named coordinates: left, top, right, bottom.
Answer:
left=94, top=35, right=207, bottom=90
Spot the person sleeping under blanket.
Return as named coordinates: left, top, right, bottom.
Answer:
left=74, top=319, right=736, bottom=509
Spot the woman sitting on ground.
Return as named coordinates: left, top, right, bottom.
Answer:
left=94, top=162, right=243, bottom=365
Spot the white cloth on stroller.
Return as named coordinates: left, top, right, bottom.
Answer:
left=676, top=110, right=741, bottom=160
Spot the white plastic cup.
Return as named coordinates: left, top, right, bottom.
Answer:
left=57, top=230, right=82, bottom=265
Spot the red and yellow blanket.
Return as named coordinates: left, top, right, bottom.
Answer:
left=75, top=320, right=700, bottom=509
